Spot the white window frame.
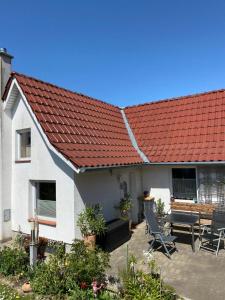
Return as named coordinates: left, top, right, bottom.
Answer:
left=16, top=128, right=31, bottom=160
left=30, top=180, right=56, bottom=221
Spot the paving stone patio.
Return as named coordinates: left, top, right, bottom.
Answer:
left=108, top=222, right=225, bottom=300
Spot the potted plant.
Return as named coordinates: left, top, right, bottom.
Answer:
left=77, top=204, right=106, bottom=249
left=156, top=198, right=165, bottom=217
left=118, top=194, right=132, bottom=221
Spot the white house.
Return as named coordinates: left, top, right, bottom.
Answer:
left=0, top=49, right=225, bottom=244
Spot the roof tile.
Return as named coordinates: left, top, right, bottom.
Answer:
left=125, top=89, right=225, bottom=163
left=10, top=72, right=143, bottom=168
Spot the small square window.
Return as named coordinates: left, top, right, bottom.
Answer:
left=17, top=129, right=31, bottom=159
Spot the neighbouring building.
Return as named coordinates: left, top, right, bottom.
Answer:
left=0, top=49, right=225, bottom=244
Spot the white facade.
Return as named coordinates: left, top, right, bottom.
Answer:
left=2, top=91, right=75, bottom=243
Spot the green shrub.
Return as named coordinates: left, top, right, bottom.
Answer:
left=119, top=254, right=176, bottom=300
left=120, top=269, right=176, bottom=300
left=30, top=240, right=110, bottom=296
left=30, top=244, right=67, bottom=295
left=67, top=286, right=118, bottom=300
left=65, top=240, right=110, bottom=290
left=77, top=204, right=106, bottom=236
left=0, top=246, right=29, bottom=276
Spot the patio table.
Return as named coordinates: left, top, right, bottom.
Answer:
left=166, top=212, right=199, bottom=252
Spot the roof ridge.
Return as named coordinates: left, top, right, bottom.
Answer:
left=125, top=88, right=225, bottom=109
left=12, top=71, right=120, bottom=110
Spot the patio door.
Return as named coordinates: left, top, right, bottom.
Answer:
left=172, top=168, right=197, bottom=200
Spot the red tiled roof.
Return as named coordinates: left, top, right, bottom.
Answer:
left=125, top=90, right=225, bottom=163
left=9, top=72, right=143, bottom=169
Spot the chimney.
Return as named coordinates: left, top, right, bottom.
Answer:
left=0, top=48, right=13, bottom=98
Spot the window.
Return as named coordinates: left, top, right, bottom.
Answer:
left=172, top=168, right=197, bottom=200
left=17, top=129, right=31, bottom=159
left=32, top=182, right=56, bottom=219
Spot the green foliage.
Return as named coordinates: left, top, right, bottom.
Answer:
left=119, top=194, right=132, bottom=213
left=120, top=269, right=176, bottom=300
left=68, top=286, right=118, bottom=300
left=14, top=233, right=48, bottom=259
left=117, top=194, right=132, bottom=220
left=0, top=283, right=34, bottom=300
left=119, top=253, right=176, bottom=300
left=30, top=240, right=110, bottom=296
left=0, top=246, right=29, bottom=276
left=30, top=254, right=67, bottom=295
left=156, top=198, right=165, bottom=216
left=65, top=240, right=110, bottom=290
left=77, top=204, right=106, bottom=236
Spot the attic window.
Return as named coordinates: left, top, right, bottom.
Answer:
left=17, top=129, right=31, bottom=160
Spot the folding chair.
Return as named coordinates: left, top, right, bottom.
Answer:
left=199, top=209, right=225, bottom=256
left=145, top=209, right=177, bottom=258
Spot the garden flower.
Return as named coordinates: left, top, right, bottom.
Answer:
left=80, top=282, right=87, bottom=289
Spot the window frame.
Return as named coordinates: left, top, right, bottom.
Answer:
left=16, top=128, right=31, bottom=161
left=30, top=180, right=56, bottom=222
left=171, top=167, right=197, bottom=200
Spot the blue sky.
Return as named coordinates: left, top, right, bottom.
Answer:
left=2, top=0, right=225, bottom=106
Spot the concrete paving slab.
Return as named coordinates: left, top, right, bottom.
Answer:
left=108, top=222, right=225, bottom=300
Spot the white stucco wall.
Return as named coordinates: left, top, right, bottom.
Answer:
left=3, top=94, right=75, bottom=243
left=142, top=165, right=172, bottom=212
left=74, top=167, right=143, bottom=238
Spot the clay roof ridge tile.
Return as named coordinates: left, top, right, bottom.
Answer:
left=13, top=72, right=120, bottom=110
left=125, top=88, right=225, bottom=110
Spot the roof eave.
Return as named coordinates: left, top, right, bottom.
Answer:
left=3, top=78, right=81, bottom=174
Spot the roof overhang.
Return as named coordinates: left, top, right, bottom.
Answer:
left=3, top=79, right=81, bottom=174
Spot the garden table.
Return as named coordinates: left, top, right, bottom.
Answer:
left=166, top=212, right=199, bottom=252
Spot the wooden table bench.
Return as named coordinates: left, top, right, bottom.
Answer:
left=171, top=202, right=216, bottom=230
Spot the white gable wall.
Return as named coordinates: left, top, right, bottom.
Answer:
left=3, top=94, right=76, bottom=243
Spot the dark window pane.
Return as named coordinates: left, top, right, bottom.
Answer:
left=39, top=182, right=56, bottom=201
left=172, top=168, right=197, bottom=199
left=37, top=182, right=56, bottom=218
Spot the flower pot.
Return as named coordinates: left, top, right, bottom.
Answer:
left=22, top=282, right=32, bottom=293
left=84, top=234, right=96, bottom=249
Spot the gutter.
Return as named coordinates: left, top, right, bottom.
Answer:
left=79, top=162, right=148, bottom=173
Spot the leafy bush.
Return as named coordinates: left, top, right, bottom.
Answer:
left=67, top=286, right=118, bottom=300
left=77, top=204, right=106, bottom=236
left=14, top=233, right=48, bottom=259
left=29, top=242, right=67, bottom=295
left=119, top=255, right=176, bottom=300
left=121, top=269, right=176, bottom=300
left=0, top=246, right=29, bottom=276
left=30, top=240, right=110, bottom=296
left=65, top=240, right=110, bottom=290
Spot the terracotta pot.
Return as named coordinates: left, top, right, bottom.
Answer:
left=22, top=282, right=32, bottom=293
left=84, top=234, right=96, bottom=249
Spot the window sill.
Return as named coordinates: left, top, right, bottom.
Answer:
left=15, top=160, right=31, bottom=164
left=28, top=218, right=56, bottom=227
